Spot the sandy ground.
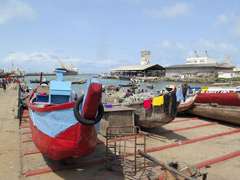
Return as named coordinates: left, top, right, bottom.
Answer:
left=0, top=86, right=240, bottom=180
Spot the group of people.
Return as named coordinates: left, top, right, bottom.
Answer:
left=1, top=76, right=20, bottom=91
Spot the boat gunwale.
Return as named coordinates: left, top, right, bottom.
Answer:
left=27, top=88, right=75, bottom=112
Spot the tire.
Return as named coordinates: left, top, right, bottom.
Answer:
left=74, top=95, right=104, bottom=126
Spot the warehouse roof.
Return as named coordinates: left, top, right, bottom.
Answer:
left=165, top=63, right=235, bottom=69
left=110, top=64, right=164, bottom=71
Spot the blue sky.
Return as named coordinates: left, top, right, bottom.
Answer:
left=0, top=0, right=240, bottom=73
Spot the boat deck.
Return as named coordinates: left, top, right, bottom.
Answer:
left=1, top=86, right=240, bottom=180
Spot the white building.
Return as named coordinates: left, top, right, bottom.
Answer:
left=141, top=51, right=151, bottom=65
left=186, top=50, right=218, bottom=64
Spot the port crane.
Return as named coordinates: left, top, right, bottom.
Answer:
left=225, top=55, right=234, bottom=66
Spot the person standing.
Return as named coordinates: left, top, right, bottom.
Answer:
left=2, top=80, right=6, bottom=91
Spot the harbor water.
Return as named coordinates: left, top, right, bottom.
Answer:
left=23, top=74, right=210, bottom=97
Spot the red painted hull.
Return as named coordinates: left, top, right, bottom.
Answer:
left=195, top=93, right=240, bottom=106
left=29, top=118, right=97, bottom=160
left=27, top=81, right=102, bottom=160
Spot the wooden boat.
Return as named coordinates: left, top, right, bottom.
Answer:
left=119, top=75, right=130, bottom=80
left=106, top=84, right=116, bottom=91
left=146, top=83, right=154, bottom=89
left=177, top=90, right=201, bottom=112
left=186, top=103, right=240, bottom=125
left=126, top=101, right=177, bottom=128
left=27, top=70, right=104, bottom=160
left=30, top=79, right=50, bottom=84
left=165, top=85, right=175, bottom=92
left=119, top=83, right=139, bottom=87
left=71, top=79, right=87, bottom=84
left=126, top=83, right=189, bottom=128
left=130, top=85, right=139, bottom=89
left=195, top=92, right=240, bottom=106
left=190, top=86, right=240, bottom=93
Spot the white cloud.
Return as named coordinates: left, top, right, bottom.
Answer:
left=214, top=14, right=229, bottom=27
left=124, top=0, right=142, bottom=3
left=233, top=17, right=240, bottom=36
left=0, top=0, right=36, bottom=24
left=197, top=39, right=238, bottom=53
left=1, top=51, right=120, bottom=73
left=176, top=42, right=185, bottom=50
left=161, top=40, right=171, bottom=48
left=145, top=2, right=192, bottom=19
left=155, top=40, right=186, bottom=51
left=95, top=59, right=120, bottom=67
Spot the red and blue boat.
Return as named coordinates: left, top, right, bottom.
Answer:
left=27, top=70, right=104, bottom=160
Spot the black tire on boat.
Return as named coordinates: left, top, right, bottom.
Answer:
left=74, top=95, right=104, bottom=126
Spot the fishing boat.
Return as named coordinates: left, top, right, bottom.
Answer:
left=186, top=103, right=240, bottom=125
left=30, top=79, right=50, bottom=84
left=125, top=83, right=189, bottom=128
left=146, top=83, right=154, bottom=89
left=106, top=84, right=116, bottom=91
left=195, top=92, right=240, bottom=106
left=190, top=86, right=240, bottom=93
left=71, top=79, right=87, bottom=84
left=119, top=83, right=140, bottom=87
left=27, top=70, right=104, bottom=160
left=165, top=85, right=175, bottom=92
left=119, top=75, right=130, bottom=80
left=177, top=90, right=201, bottom=112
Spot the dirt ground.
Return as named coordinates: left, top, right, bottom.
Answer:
left=0, top=87, right=240, bottom=180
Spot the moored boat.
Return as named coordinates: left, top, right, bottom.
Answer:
left=71, top=79, right=87, bottom=84
left=177, top=90, right=201, bottom=112
left=186, top=103, right=240, bottom=125
left=30, top=79, right=50, bottom=84
left=27, top=70, right=104, bottom=160
left=125, top=83, right=189, bottom=128
left=119, top=83, right=139, bottom=87
left=195, top=92, right=240, bottom=106
left=146, top=83, right=154, bottom=89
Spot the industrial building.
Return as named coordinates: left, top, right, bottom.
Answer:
left=165, top=51, right=235, bottom=78
left=110, top=51, right=165, bottom=77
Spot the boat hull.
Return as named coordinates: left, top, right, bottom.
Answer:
left=195, top=93, right=240, bottom=106
left=127, top=101, right=177, bottom=128
left=177, top=90, right=201, bottom=112
left=186, top=103, right=240, bottom=125
left=28, top=115, right=97, bottom=160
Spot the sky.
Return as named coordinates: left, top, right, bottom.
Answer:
left=0, top=0, right=240, bottom=74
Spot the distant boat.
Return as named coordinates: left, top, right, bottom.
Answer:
left=119, top=83, right=140, bottom=87
left=119, top=75, right=130, bottom=80
left=100, top=73, right=115, bottom=79
left=30, top=79, right=50, bottom=84
left=106, top=84, right=116, bottom=91
left=71, top=79, right=87, bottom=84
left=146, top=83, right=154, bottom=89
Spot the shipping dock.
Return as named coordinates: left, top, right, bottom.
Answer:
left=0, top=85, right=240, bottom=180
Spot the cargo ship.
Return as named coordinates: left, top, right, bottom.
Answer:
left=55, top=58, right=78, bottom=75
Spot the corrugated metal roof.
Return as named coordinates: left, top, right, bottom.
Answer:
left=164, top=63, right=217, bottom=68
left=110, top=64, right=164, bottom=71
left=165, top=63, right=235, bottom=69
